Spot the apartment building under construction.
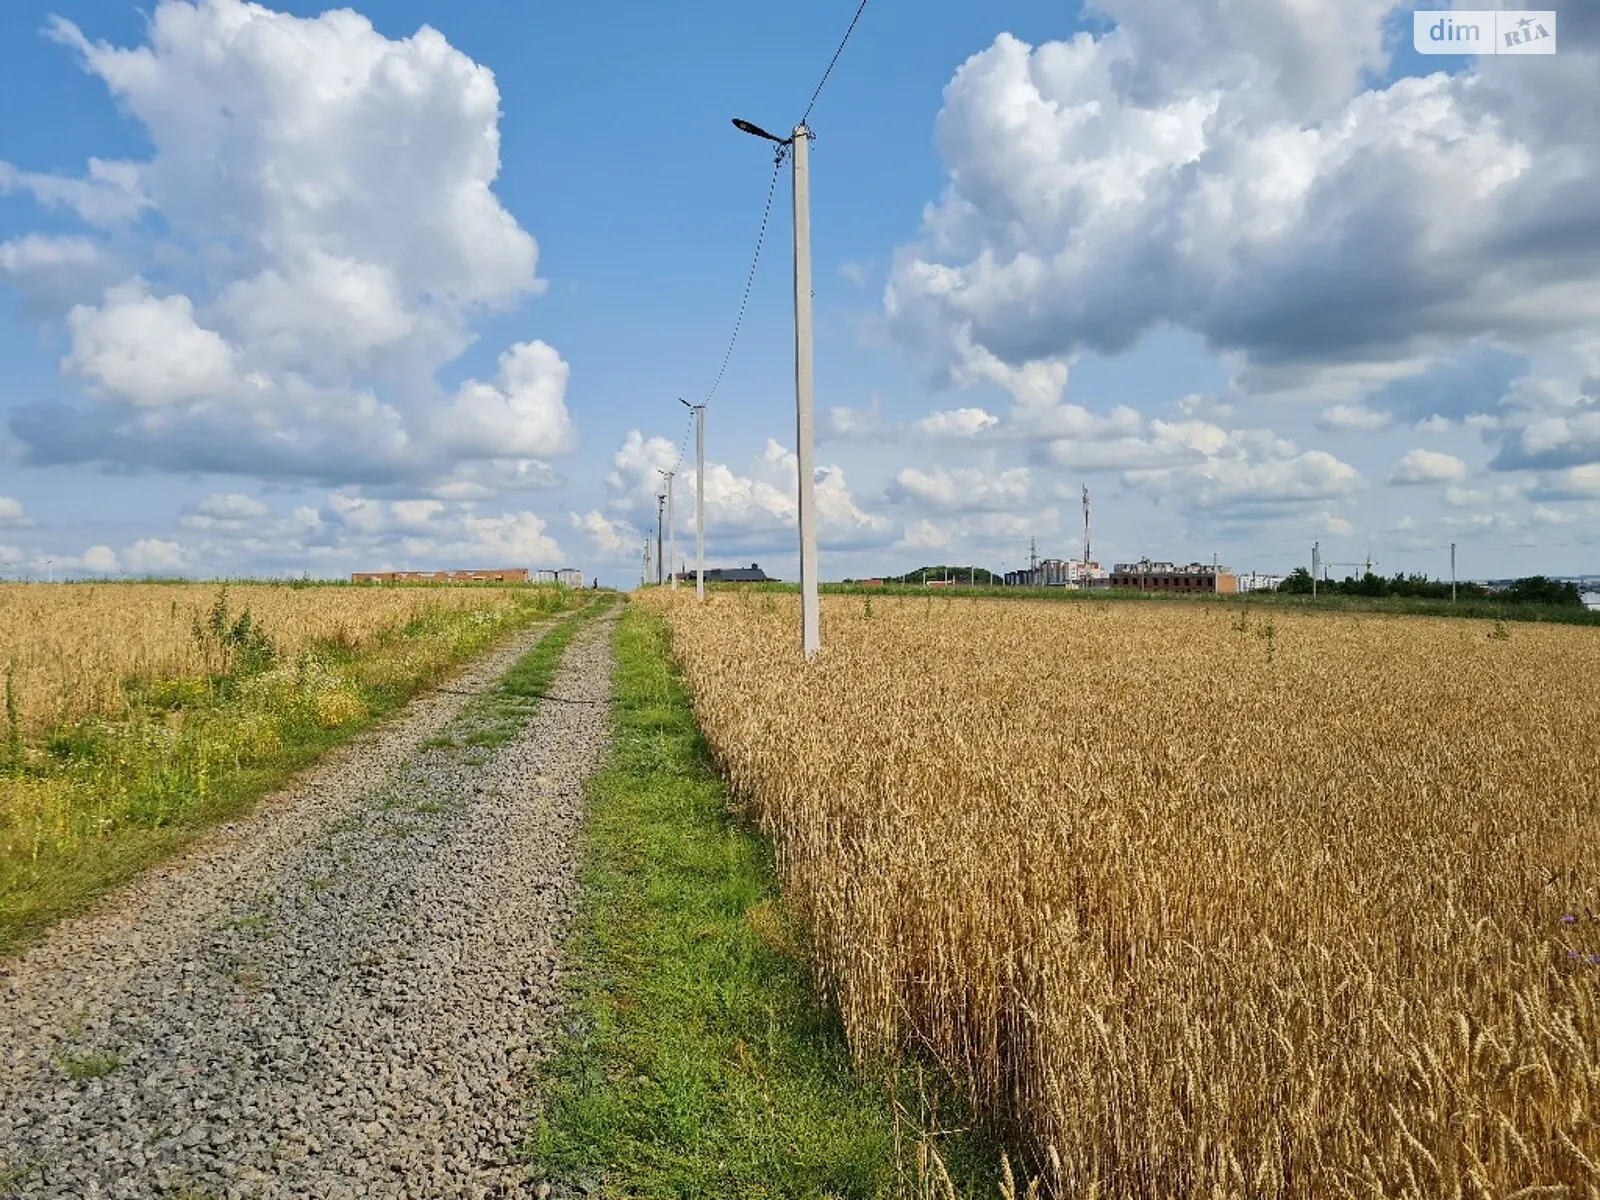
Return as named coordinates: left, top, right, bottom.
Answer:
left=351, top=568, right=529, bottom=583
left=1110, top=558, right=1238, bottom=594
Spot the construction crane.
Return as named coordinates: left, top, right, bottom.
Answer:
left=1320, top=555, right=1379, bottom=581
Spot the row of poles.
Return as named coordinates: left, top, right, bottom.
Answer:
left=646, top=119, right=823, bottom=658
left=651, top=400, right=707, bottom=600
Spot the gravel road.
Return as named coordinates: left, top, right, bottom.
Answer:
left=0, top=606, right=617, bottom=1199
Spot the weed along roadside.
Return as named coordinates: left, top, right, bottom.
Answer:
left=528, top=603, right=998, bottom=1199
left=426, top=593, right=615, bottom=757
left=0, top=582, right=594, bottom=954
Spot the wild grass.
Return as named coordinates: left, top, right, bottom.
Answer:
left=646, top=590, right=1600, bottom=1198
left=0, top=580, right=564, bottom=738
left=530, top=605, right=996, bottom=1198
left=0, top=582, right=590, bottom=952
left=55, top=1049, right=121, bottom=1081
left=427, top=594, right=615, bottom=754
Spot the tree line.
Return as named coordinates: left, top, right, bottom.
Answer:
left=1277, top=569, right=1585, bottom=607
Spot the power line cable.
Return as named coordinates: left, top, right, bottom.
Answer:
left=659, top=0, right=870, bottom=475
left=671, top=406, right=694, bottom=476
left=802, top=0, right=870, bottom=125
left=693, top=0, right=869, bottom=410
left=699, top=147, right=786, bottom=410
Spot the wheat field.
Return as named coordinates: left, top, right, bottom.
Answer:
left=0, top=582, right=525, bottom=738
left=648, top=590, right=1600, bottom=1199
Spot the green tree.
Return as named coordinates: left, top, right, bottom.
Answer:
left=1502, top=576, right=1582, bottom=607
left=1277, top=567, right=1315, bottom=594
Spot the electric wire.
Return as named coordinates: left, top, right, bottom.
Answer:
left=654, top=0, right=870, bottom=517
left=670, top=407, right=693, bottom=477
left=691, top=0, right=867, bottom=415
left=699, top=147, right=786, bottom=413
left=802, top=0, right=870, bottom=125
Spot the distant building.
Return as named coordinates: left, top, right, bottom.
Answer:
left=1110, top=559, right=1237, bottom=595
left=352, top=568, right=529, bottom=583
left=674, top=562, right=774, bottom=584
left=1235, top=572, right=1285, bottom=593
left=1003, top=559, right=1107, bottom=588
left=535, top=568, right=585, bottom=587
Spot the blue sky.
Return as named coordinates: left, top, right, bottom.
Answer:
left=1, top=0, right=1597, bottom=586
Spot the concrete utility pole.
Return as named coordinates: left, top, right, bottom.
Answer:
left=1312, top=542, right=1319, bottom=598
left=791, top=125, right=820, bottom=657
left=682, top=399, right=707, bottom=601
left=656, top=494, right=666, bottom=586
left=731, top=116, right=820, bottom=657
left=1451, top=542, right=1457, bottom=603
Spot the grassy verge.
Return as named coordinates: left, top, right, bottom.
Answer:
left=424, top=594, right=616, bottom=757
left=529, top=604, right=996, bottom=1199
left=0, top=589, right=596, bottom=954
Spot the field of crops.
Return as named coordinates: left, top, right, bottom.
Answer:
left=1, top=580, right=580, bottom=946
left=648, top=590, right=1600, bottom=1198
left=0, top=581, right=529, bottom=737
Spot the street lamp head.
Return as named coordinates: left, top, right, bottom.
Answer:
left=732, top=117, right=789, bottom=144
left=680, top=396, right=693, bottom=409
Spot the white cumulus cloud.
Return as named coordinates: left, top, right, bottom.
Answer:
left=912, top=407, right=1000, bottom=438
left=884, top=6, right=1600, bottom=403
left=569, top=510, right=639, bottom=560
left=123, top=538, right=188, bottom=573
left=5, top=0, right=572, bottom=491
left=64, top=281, right=238, bottom=406
left=1317, top=405, right=1393, bottom=433
left=1392, top=449, right=1469, bottom=485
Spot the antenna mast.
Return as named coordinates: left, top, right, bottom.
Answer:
left=1082, top=484, right=1092, bottom=571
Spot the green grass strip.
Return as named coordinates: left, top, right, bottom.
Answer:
left=439, top=594, right=615, bottom=752
left=528, top=604, right=996, bottom=1199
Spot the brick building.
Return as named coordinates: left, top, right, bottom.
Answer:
left=1110, top=559, right=1237, bottom=594
left=351, top=568, right=530, bottom=583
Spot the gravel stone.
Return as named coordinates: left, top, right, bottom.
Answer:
left=0, top=608, right=617, bottom=1199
